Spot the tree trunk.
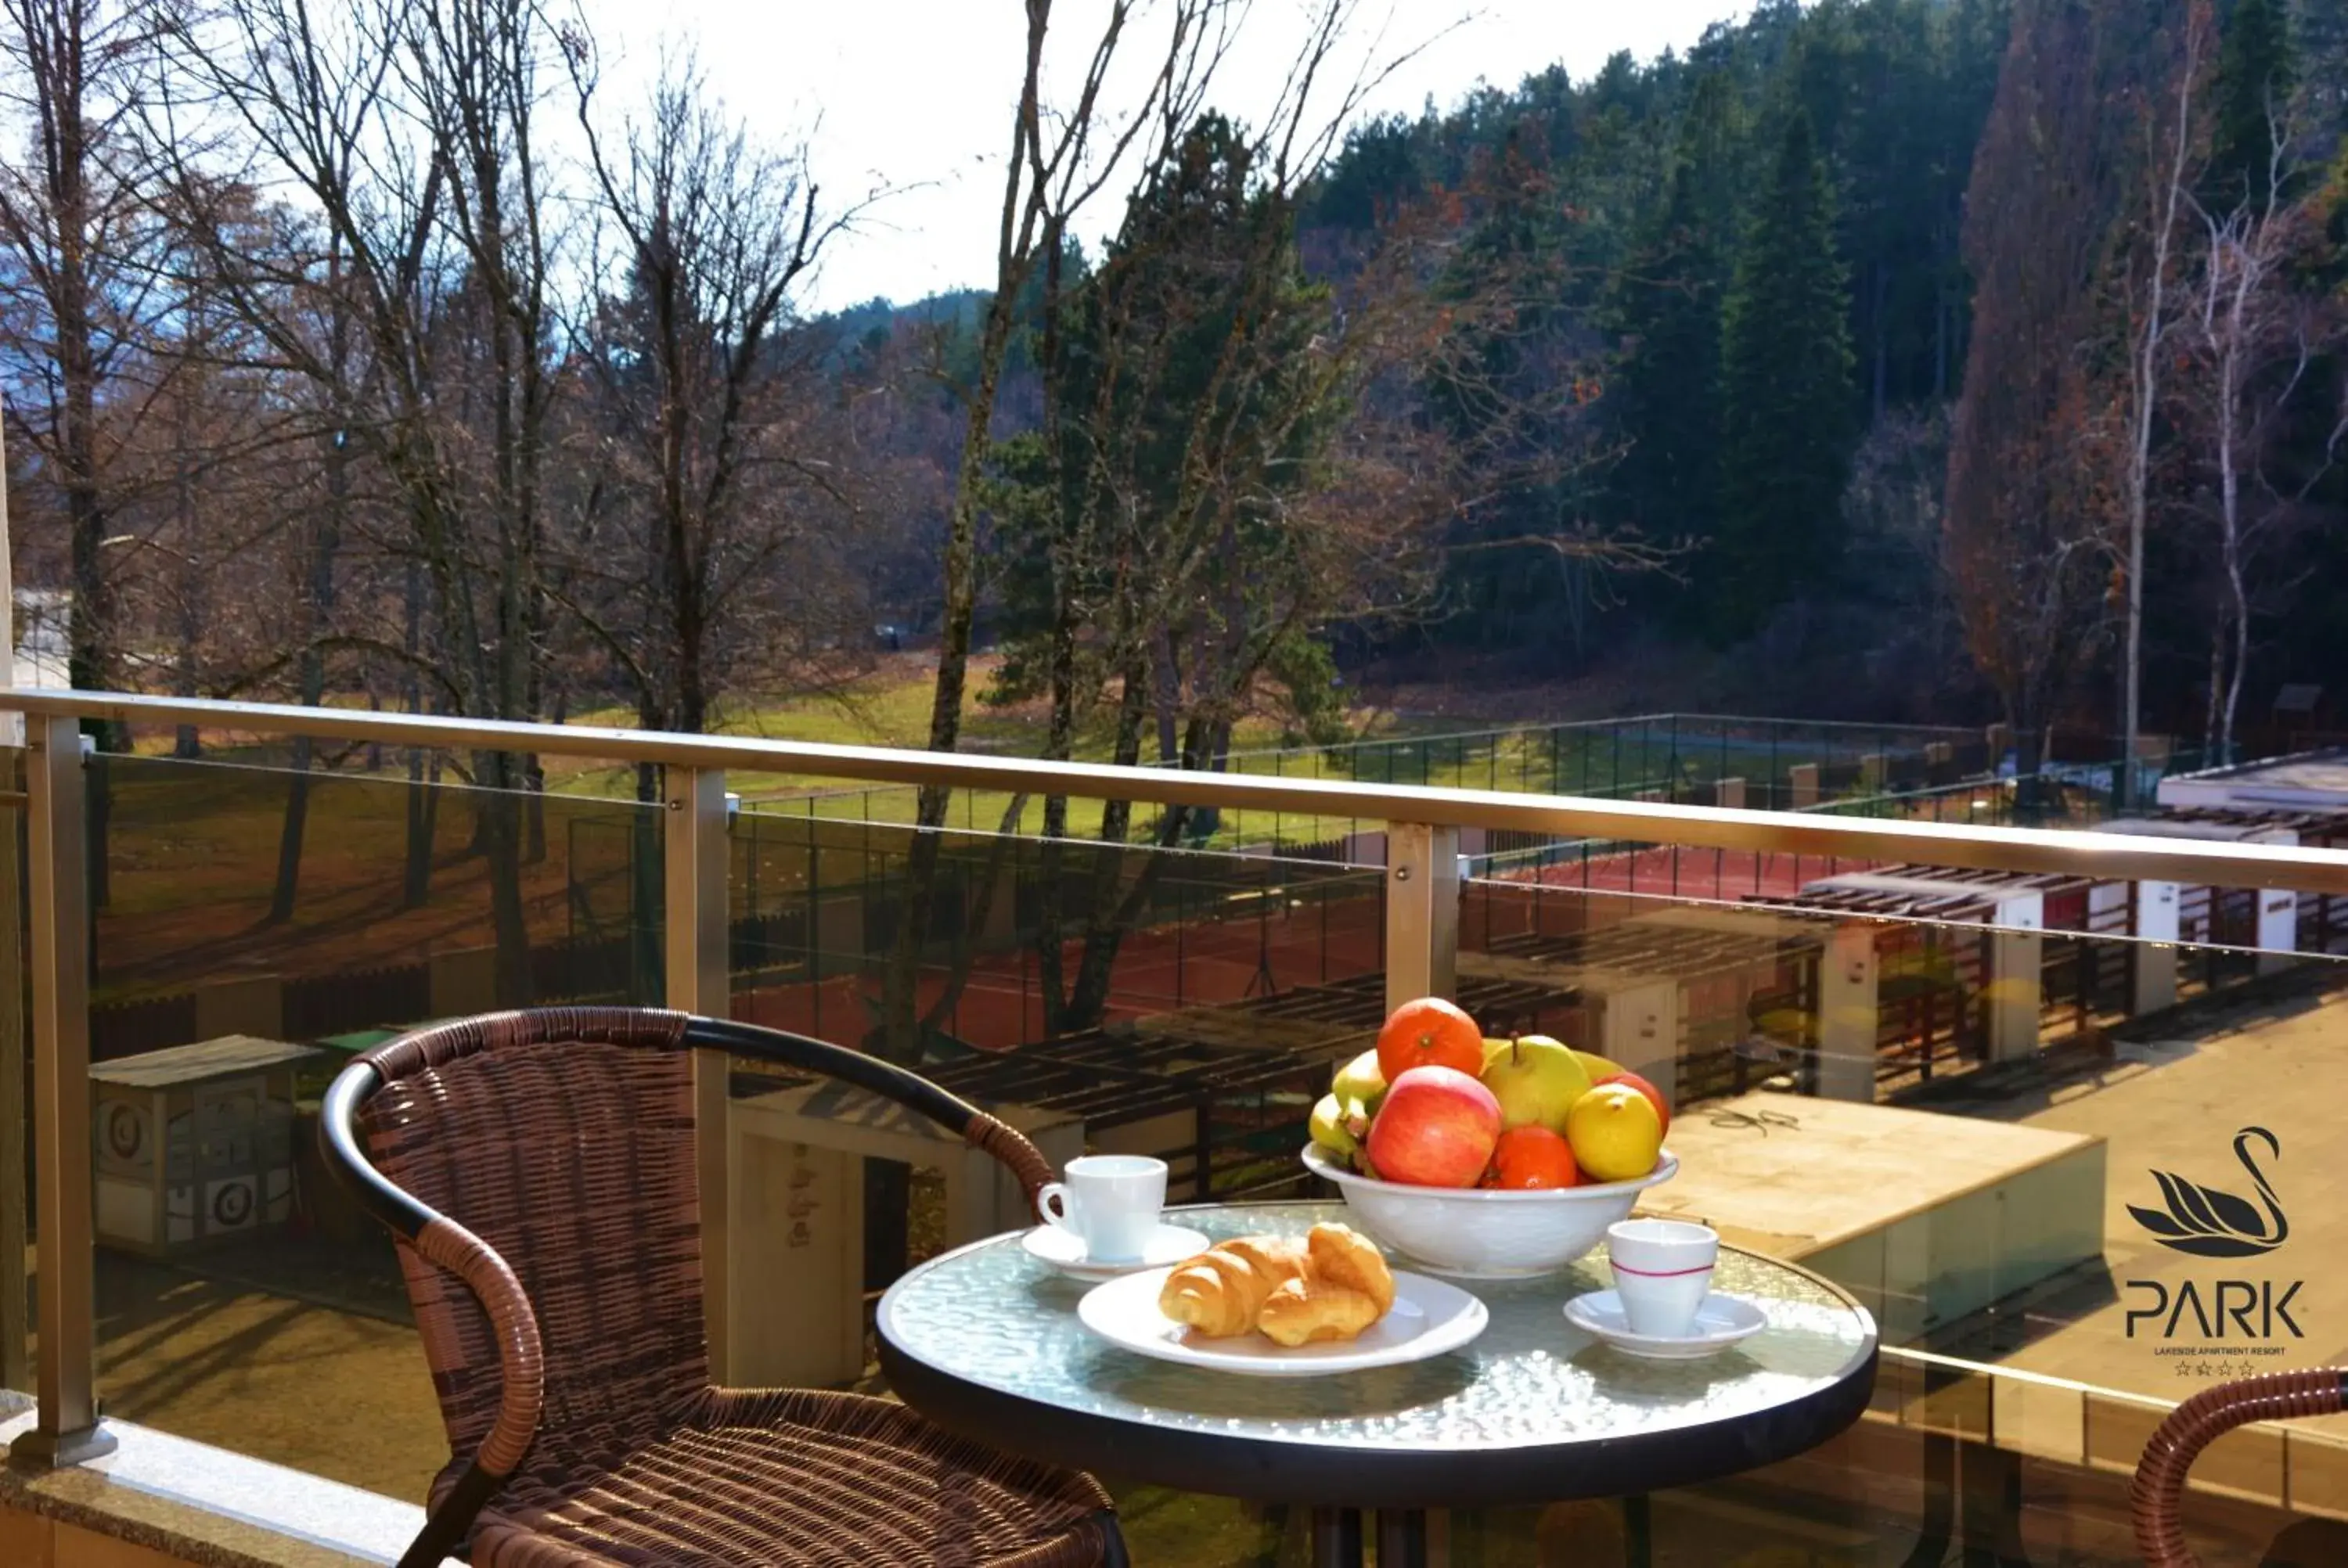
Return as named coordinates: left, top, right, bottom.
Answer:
left=267, top=423, right=347, bottom=926
left=1032, top=582, right=1082, bottom=1038
left=265, top=737, right=313, bottom=926
left=524, top=754, right=546, bottom=865
left=883, top=304, right=1021, bottom=1063
left=1152, top=627, right=1181, bottom=765
left=2203, top=616, right=2226, bottom=762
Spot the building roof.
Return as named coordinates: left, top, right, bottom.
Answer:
left=2156, top=750, right=2348, bottom=811
left=91, top=1035, right=324, bottom=1089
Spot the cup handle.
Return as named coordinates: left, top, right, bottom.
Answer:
left=1036, top=1181, right=1075, bottom=1233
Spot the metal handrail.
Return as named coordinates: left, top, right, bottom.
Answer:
left=6, top=688, right=2348, bottom=893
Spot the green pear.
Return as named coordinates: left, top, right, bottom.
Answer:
left=1331, top=1048, right=1388, bottom=1115
left=1478, top=1034, right=1592, bottom=1136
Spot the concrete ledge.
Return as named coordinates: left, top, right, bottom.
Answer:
left=0, top=1397, right=450, bottom=1568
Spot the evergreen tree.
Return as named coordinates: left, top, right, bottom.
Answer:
left=1714, top=106, right=1856, bottom=642
left=2208, top=0, right=2298, bottom=210
left=2300, top=0, right=2348, bottom=135
left=1608, top=70, right=1740, bottom=628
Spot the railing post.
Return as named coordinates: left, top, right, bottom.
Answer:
left=12, top=714, right=112, bottom=1466
left=664, top=765, right=731, bottom=1379
left=0, top=747, right=27, bottom=1395
left=1384, top=822, right=1460, bottom=1013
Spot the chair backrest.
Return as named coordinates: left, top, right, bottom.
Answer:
left=355, top=1008, right=709, bottom=1473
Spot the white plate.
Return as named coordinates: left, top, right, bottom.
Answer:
left=1021, top=1223, right=1212, bottom=1281
left=1563, top=1289, right=1768, bottom=1361
left=1076, top=1264, right=1489, bottom=1376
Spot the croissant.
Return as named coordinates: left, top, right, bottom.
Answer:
left=1306, top=1221, right=1396, bottom=1314
left=1158, top=1236, right=1309, bottom=1337
left=1258, top=1277, right=1382, bottom=1345
left=1157, top=1225, right=1396, bottom=1345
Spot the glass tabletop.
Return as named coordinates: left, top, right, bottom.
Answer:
left=877, top=1201, right=1877, bottom=1485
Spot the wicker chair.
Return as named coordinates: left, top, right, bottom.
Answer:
left=321, top=1008, right=1126, bottom=1568
left=2131, top=1366, right=2345, bottom=1566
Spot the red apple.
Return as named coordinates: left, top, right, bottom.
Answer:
left=1594, top=1071, right=1670, bottom=1138
left=1367, top=1066, right=1502, bottom=1188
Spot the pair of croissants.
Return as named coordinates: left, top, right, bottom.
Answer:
left=1157, top=1223, right=1396, bottom=1346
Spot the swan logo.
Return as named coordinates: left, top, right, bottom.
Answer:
left=2127, top=1127, right=2288, bottom=1260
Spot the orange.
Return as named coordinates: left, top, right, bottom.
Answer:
left=1482, top=1125, right=1580, bottom=1189
left=1376, top=996, right=1486, bottom=1084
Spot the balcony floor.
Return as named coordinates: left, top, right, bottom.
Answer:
left=1922, top=975, right=2348, bottom=1444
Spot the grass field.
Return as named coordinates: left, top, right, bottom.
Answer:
left=522, top=656, right=1954, bottom=851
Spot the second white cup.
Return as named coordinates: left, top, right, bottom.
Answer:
left=1606, top=1217, right=1719, bottom=1338
left=1036, top=1154, right=1168, bottom=1263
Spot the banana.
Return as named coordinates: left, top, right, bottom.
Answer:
left=1331, top=1048, right=1387, bottom=1114
left=1309, top=1092, right=1363, bottom=1157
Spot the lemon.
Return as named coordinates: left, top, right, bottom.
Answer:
left=1565, top=1084, right=1663, bottom=1182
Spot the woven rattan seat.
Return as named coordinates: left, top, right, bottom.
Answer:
left=459, top=1389, right=1108, bottom=1566
left=322, top=1008, right=1124, bottom=1568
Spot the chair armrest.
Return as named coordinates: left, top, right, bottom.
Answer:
left=319, top=1058, right=546, bottom=1568
left=411, top=1218, right=546, bottom=1480
left=963, top=1111, right=1055, bottom=1220
left=2133, top=1366, right=2345, bottom=1567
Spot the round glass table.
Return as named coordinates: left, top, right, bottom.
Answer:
left=877, top=1201, right=1878, bottom=1567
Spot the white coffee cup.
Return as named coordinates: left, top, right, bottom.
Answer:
left=1036, top=1155, right=1168, bottom=1263
left=1606, top=1218, right=1719, bottom=1338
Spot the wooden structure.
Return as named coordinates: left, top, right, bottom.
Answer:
left=1462, top=904, right=1820, bottom=1112
left=1763, top=867, right=2091, bottom=1099
left=2151, top=747, right=2348, bottom=968
left=2091, top=815, right=2309, bottom=1012
left=926, top=1030, right=1331, bottom=1202
left=90, top=1035, right=322, bottom=1256
left=727, top=1081, right=1083, bottom=1389
left=2135, top=805, right=2348, bottom=958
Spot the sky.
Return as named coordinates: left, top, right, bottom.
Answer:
left=576, top=1, right=1748, bottom=314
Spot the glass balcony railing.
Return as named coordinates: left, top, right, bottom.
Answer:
left=3, top=689, right=2346, bottom=1566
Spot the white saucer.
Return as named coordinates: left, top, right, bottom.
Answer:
left=1021, top=1223, right=1212, bottom=1281
left=1077, top=1264, right=1489, bottom=1376
left=1563, top=1289, right=1768, bottom=1360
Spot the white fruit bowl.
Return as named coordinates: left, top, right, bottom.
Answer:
left=1300, top=1144, right=1679, bottom=1279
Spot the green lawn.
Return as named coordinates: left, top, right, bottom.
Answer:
left=535, top=662, right=1737, bottom=851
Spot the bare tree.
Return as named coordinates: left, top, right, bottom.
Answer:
left=2180, top=93, right=2339, bottom=763
left=153, top=0, right=578, bottom=995
left=560, top=57, right=866, bottom=989
left=564, top=60, right=866, bottom=736
left=2115, top=1, right=2211, bottom=801
left=0, top=0, right=149, bottom=706
left=0, top=0, right=175, bottom=906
